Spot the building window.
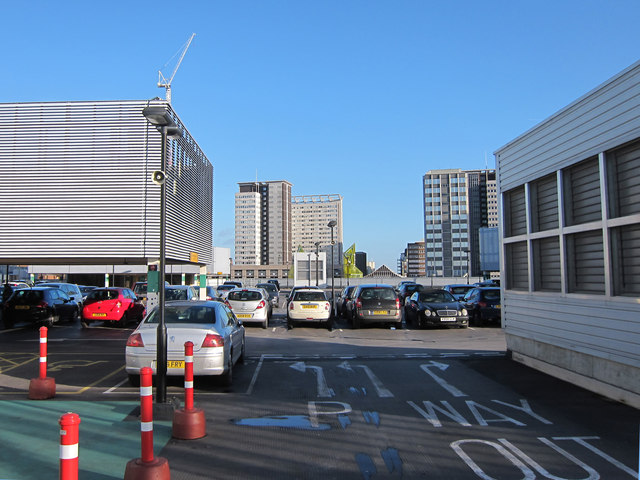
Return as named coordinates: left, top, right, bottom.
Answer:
left=607, top=139, right=640, bottom=218
left=610, top=223, right=640, bottom=297
left=270, top=269, right=278, bottom=278
left=563, top=157, right=601, bottom=226
left=234, top=270, right=243, bottom=279
left=530, top=173, right=558, bottom=232
left=258, top=269, right=266, bottom=278
left=566, top=230, right=605, bottom=294
left=504, top=186, right=526, bottom=237
left=532, top=236, right=561, bottom=292
left=506, top=241, right=528, bottom=290
left=246, top=270, right=254, bottom=278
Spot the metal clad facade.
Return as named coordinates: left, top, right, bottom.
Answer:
left=495, top=61, right=640, bottom=406
left=0, top=100, right=212, bottom=265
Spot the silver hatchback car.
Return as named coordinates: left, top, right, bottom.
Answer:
left=225, top=288, right=270, bottom=329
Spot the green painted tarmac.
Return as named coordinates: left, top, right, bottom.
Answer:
left=0, top=400, right=172, bottom=479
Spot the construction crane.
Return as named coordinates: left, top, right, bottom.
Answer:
left=157, top=33, right=196, bottom=104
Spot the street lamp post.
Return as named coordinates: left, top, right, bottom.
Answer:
left=314, top=242, right=321, bottom=286
left=142, top=106, right=182, bottom=405
left=327, top=221, right=337, bottom=317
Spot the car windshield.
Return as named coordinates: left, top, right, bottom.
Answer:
left=360, top=288, right=396, bottom=300
left=166, top=288, right=189, bottom=300
left=133, top=284, right=147, bottom=295
left=227, top=291, right=261, bottom=301
left=406, top=285, right=422, bottom=293
left=419, top=291, right=455, bottom=303
left=87, top=289, right=120, bottom=301
left=294, top=291, right=326, bottom=302
left=146, top=305, right=216, bottom=324
left=450, top=286, right=471, bottom=294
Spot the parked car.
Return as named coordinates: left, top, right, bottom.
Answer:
left=132, top=281, right=170, bottom=305
left=463, top=287, right=501, bottom=326
left=474, top=279, right=500, bottom=287
left=267, top=279, right=280, bottom=291
left=404, top=289, right=469, bottom=329
left=223, top=280, right=243, bottom=288
left=256, top=282, right=279, bottom=307
left=125, top=300, right=245, bottom=386
left=1, top=283, right=29, bottom=307
left=225, top=288, right=270, bottom=329
left=165, top=285, right=198, bottom=301
left=216, top=284, right=237, bottom=298
left=82, top=287, right=146, bottom=327
left=2, top=287, right=79, bottom=328
left=287, top=288, right=332, bottom=330
left=336, top=285, right=356, bottom=318
left=40, top=282, right=84, bottom=309
left=442, top=284, right=475, bottom=301
left=396, top=282, right=423, bottom=307
left=349, top=284, right=401, bottom=329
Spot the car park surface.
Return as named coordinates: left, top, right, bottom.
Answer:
left=0, top=305, right=637, bottom=479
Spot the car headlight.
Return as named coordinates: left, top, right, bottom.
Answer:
left=423, top=309, right=432, bottom=317
left=461, top=308, right=468, bottom=316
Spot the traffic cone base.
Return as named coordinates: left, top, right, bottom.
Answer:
left=123, top=456, right=170, bottom=480
left=28, top=376, right=55, bottom=399
left=172, top=407, right=206, bottom=439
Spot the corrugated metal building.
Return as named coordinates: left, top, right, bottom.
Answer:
left=0, top=100, right=213, bottom=285
left=495, top=61, right=640, bottom=408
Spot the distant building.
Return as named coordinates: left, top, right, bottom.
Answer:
left=355, top=252, right=368, bottom=276
left=291, top=194, right=343, bottom=276
left=422, top=169, right=497, bottom=279
left=234, top=181, right=292, bottom=266
left=403, top=241, right=425, bottom=277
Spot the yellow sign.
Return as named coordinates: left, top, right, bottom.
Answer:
left=190, top=252, right=198, bottom=263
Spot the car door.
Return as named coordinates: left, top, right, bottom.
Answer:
left=222, top=304, right=243, bottom=364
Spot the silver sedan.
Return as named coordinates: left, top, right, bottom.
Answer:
left=125, top=300, right=245, bottom=386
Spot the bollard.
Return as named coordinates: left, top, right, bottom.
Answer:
left=59, top=412, right=81, bottom=480
left=28, top=326, right=56, bottom=399
left=124, top=367, right=170, bottom=480
left=172, top=341, right=206, bottom=439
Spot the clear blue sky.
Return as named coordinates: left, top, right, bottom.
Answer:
left=4, top=1, right=640, bottom=269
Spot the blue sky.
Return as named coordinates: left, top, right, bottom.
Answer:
left=4, top=1, right=640, bottom=269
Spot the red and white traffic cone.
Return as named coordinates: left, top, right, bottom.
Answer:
left=28, top=326, right=56, bottom=399
left=59, top=412, right=81, bottom=480
left=124, top=367, right=170, bottom=480
left=172, top=341, right=206, bottom=439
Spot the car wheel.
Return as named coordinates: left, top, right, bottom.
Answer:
left=287, top=315, right=294, bottom=330
left=221, top=350, right=233, bottom=386
left=326, top=318, right=333, bottom=331
left=44, top=313, right=55, bottom=328
left=352, top=315, right=360, bottom=329
left=262, top=318, right=268, bottom=329
left=128, top=374, right=140, bottom=387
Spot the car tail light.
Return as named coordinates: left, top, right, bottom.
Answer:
left=206, top=295, right=213, bottom=300
left=356, top=298, right=362, bottom=309
left=202, top=334, right=224, bottom=348
left=289, top=302, right=294, bottom=310
left=395, top=298, right=400, bottom=310
left=256, top=300, right=266, bottom=310
left=478, top=301, right=487, bottom=307
left=324, top=302, right=330, bottom=311
left=126, top=333, right=144, bottom=347
left=36, top=301, right=48, bottom=309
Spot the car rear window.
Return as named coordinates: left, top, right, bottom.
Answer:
left=87, top=289, right=120, bottom=301
left=13, top=290, right=44, bottom=303
left=166, top=288, right=189, bottom=301
left=418, top=291, right=455, bottom=303
left=133, top=284, right=147, bottom=295
left=294, top=291, right=326, bottom=302
left=146, top=305, right=216, bottom=324
left=482, top=290, right=500, bottom=300
left=360, top=288, right=396, bottom=301
left=228, top=291, right=261, bottom=301
left=451, top=286, right=471, bottom=294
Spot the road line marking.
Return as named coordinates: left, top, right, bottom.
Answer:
left=246, top=354, right=265, bottom=395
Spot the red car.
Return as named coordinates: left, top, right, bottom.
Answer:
left=82, top=287, right=146, bottom=327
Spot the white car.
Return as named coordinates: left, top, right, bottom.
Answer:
left=225, top=288, right=270, bottom=329
left=287, top=288, right=332, bottom=330
left=125, top=300, right=245, bottom=386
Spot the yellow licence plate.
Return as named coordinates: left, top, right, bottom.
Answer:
left=302, top=305, right=317, bottom=309
left=236, top=314, right=251, bottom=318
left=15, top=305, right=29, bottom=310
left=167, top=361, right=185, bottom=369
left=373, top=310, right=389, bottom=315
left=92, top=313, right=107, bottom=317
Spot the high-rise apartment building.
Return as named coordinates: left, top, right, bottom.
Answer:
left=291, top=194, right=343, bottom=275
left=422, top=169, right=496, bottom=277
left=234, top=181, right=292, bottom=266
left=403, top=241, right=426, bottom=277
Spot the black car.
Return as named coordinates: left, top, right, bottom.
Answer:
left=267, top=279, right=280, bottom=291
left=396, top=282, right=423, bottom=307
left=336, top=285, right=356, bottom=318
left=463, top=287, right=501, bottom=326
left=404, top=289, right=469, bottom=329
left=2, top=287, right=79, bottom=329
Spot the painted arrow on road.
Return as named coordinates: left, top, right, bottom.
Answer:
left=420, top=361, right=467, bottom=397
left=290, top=361, right=335, bottom=397
left=338, top=361, right=394, bottom=398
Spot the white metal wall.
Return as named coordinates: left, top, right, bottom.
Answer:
left=0, top=100, right=212, bottom=265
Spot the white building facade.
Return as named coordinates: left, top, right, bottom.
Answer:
left=495, top=61, right=640, bottom=408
